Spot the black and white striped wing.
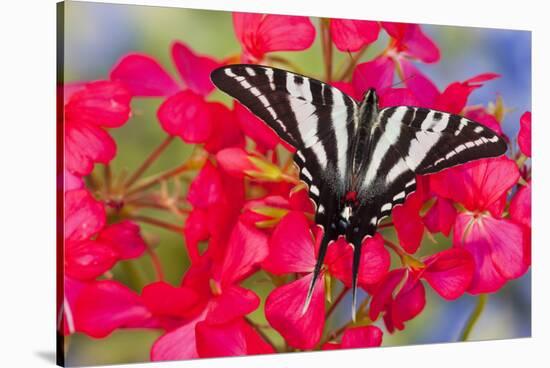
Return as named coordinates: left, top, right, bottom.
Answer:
left=211, top=64, right=358, bottom=222
left=359, top=105, right=507, bottom=225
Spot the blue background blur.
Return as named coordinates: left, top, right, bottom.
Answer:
left=61, top=1, right=531, bottom=366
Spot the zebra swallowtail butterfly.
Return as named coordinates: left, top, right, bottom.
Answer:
left=211, top=64, right=507, bottom=318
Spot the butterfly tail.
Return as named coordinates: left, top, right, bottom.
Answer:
left=301, top=230, right=331, bottom=315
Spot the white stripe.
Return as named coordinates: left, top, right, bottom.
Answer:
left=245, top=67, right=256, bottom=76
left=489, top=135, right=499, bottom=143
left=266, top=107, right=277, bottom=119
left=311, top=143, right=328, bottom=170
left=310, top=185, right=320, bottom=196
left=393, top=191, right=406, bottom=201
left=290, top=98, right=318, bottom=148
left=363, top=107, right=407, bottom=188
left=264, top=68, right=276, bottom=90
left=381, top=203, right=392, bottom=212
left=431, top=113, right=450, bottom=132
left=258, top=95, right=269, bottom=107
left=286, top=73, right=299, bottom=96
left=296, top=150, right=306, bottom=162
left=239, top=79, right=251, bottom=89
left=386, top=158, right=409, bottom=185
left=249, top=87, right=261, bottom=96
left=474, top=126, right=484, bottom=133
left=332, top=91, right=348, bottom=182
left=225, top=68, right=237, bottom=77
left=302, top=168, right=313, bottom=181
left=405, top=130, right=440, bottom=170
left=406, top=179, right=416, bottom=187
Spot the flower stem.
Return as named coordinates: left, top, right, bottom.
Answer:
left=146, top=246, right=164, bottom=282
left=337, top=45, right=369, bottom=82
left=267, top=55, right=305, bottom=75
left=321, top=18, right=333, bottom=82
left=460, top=294, right=488, bottom=341
left=245, top=316, right=279, bottom=352
left=130, top=215, right=182, bottom=234
left=124, top=135, right=175, bottom=190
left=125, top=151, right=206, bottom=197
left=104, top=164, right=112, bottom=194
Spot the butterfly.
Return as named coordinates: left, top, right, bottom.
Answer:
left=210, top=64, right=507, bottom=318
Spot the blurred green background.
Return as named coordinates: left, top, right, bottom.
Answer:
left=61, top=1, right=531, bottom=366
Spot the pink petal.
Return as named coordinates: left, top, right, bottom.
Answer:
left=203, top=102, right=245, bottom=154
left=65, top=120, right=117, bottom=176
left=430, top=156, right=519, bottom=215
left=256, top=15, right=316, bottom=56
left=392, top=199, right=424, bottom=254
left=65, top=240, right=118, bottom=280
left=171, top=41, right=221, bottom=97
left=96, top=220, right=147, bottom=260
left=330, top=19, right=380, bottom=52
left=142, top=281, right=202, bottom=319
left=216, top=147, right=257, bottom=177
left=352, top=56, right=394, bottom=96
left=157, top=90, right=213, bottom=143
left=265, top=273, right=325, bottom=349
left=401, top=59, right=440, bottom=108
left=151, top=312, right=206, bottom=361
left=218, top=221, right=269, bottom=286
left=62, top=276, right=87, bottom=335
left=206, top=286, right=260, bottom=325
left=110, top=53, right=180, bottom=97
left=518, top=111, right=531, bottom=157
left=422, top=248, right=474, bottom=300
left=233, top=13, right=315, bottom=61
left=341, top=326, right=383, bottom=348
left=465, top=107, right=503, bottom=135
left=63, top=169, right=83, bottom=192
left=195, top=319, right=249, bottom=357
left=423, top=197, right=457, bottom=236
left=379, top=87, right=420, bottom=108
left=187, top=161, right=223, bottom=208
left=510, top=181, right=531, bottom=229
left=454, top=213, right=527, bottom=294
left=435, top=74, right=500, bottom=114
left=382, top=22, right=440, bottom=63
left=390, top=275, right=426, bottom=331
left=195, top=318, right=274, bottom=358
left=326, top=233, right=390, bottom=287
left=74, top=280, right=154, bottom=338
left=65, top=81, right=132, bottom=127
left=262, top=211, right=316, bottom=274
left=234, top=102, right=282, bottom=151
left=369, top=269, right=406, bottom=321
left=64, top=189, right=106, bottom=242
left=183, top=208, right=210, bottom=262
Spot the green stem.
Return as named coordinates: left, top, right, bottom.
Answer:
left=460, top=294, right=488, bottom=341
left=245, top=317, right=279, bottom=352
left=124, top=135, right=174, bottom=190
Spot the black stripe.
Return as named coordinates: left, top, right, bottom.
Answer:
left=410, top=108, right=429, bottom=128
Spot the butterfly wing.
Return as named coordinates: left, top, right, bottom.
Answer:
left=211, top=64, right=359, bottom=310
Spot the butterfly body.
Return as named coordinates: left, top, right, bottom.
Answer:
left=211, top=64, right=507, bottom=317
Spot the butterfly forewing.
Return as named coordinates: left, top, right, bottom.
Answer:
left=211, top=64, right=359, bottom=216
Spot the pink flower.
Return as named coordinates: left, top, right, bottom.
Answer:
left=323, top=326, right=383, bottom=350
left=431, top=157, right=528, bottom=293
left=233, top=13, right=316, bottom=62
left=329, top=19, right=380, bottom=52
left=263, top=211, right=389, bottom=349
left=150, top=220, right=272, bottom=360
left=64, top=81, right=132, bottom=176
left=111, top=42, right=239, bottom=148
left=369, top=248, right=473, bottom=332
left=74, top=280, right=157, bottom=338
left=509, top=180, right=531, bottom=266
left=110, top=41, right=221, bottom=97
left=62, top=190, right=149, bottom=336
left=518, top=111, right=531, bottom=157
left=382, top=22, right=440, bottom=63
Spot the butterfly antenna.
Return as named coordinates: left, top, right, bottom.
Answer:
left=388, top=73, right=417, bottom=89
left=302, top=231, right=331, bottom=315
left=350, top=241, right=362, bottom=322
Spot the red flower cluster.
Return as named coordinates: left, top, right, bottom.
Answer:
left=61, top=13, right=531, bottom=362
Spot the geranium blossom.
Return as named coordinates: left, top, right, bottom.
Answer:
left=232, top=12, right=316, bottom=62
left=64, top=81, right=132, bottom=176
left=263, top=211, right=390, bottom=349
